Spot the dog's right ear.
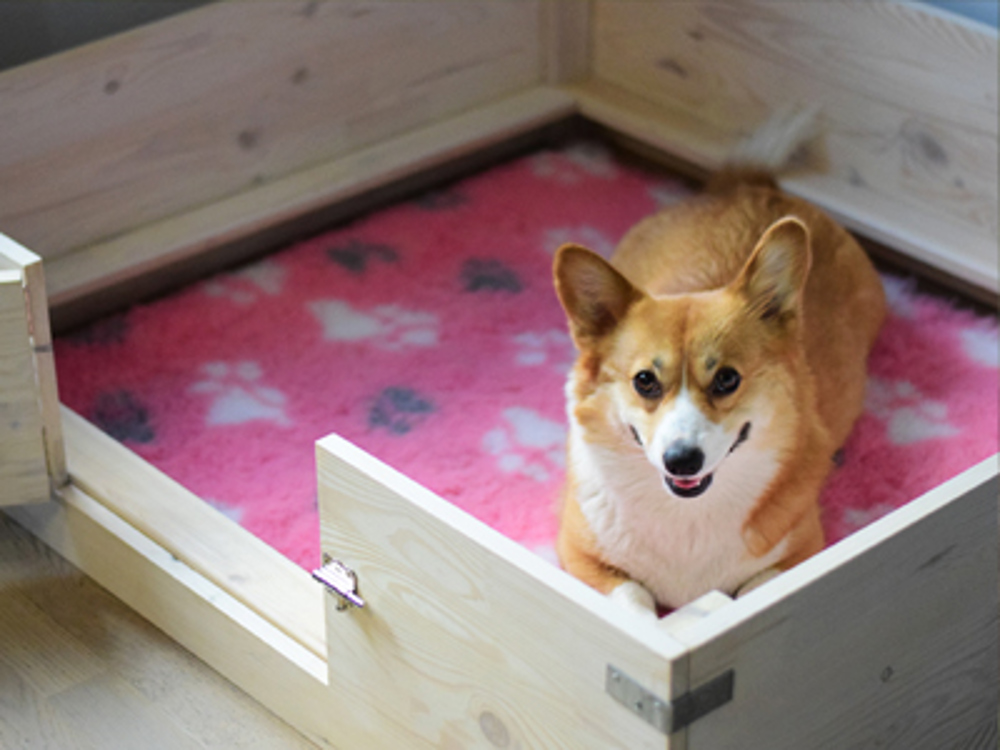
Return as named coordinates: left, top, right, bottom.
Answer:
left=553, top=244, right=643, bottom=346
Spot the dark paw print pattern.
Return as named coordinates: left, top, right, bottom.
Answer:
left=369, top=387, right=435, bottom=435
left=326, top=240, right=399, bottom=274
left=91, top=390, right=155, bottom=443
left=413, top=188, right=467, bottom=211
left=66, top=315, right=129, bottom=345
left=461, top=259, right=523, bottom=293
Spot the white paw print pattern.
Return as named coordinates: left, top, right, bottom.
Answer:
left=960, top=326, right=998, bottom=368
left=512, top=330, right=575, bottom=370
left=309, top=299, right=439, bottom=350
left=203, top=261, right=287, bottom=306
left=648, top=181, right=691, bottom=207
left=530, top=141, right=619, bottom=184
left=529, top=543, right=560, bottom=567
left=880, top=276, right=920, bottom=319
left=839, top=502, right=898, bottom=535
left=865, top=377, right=958, bottom=445
left=544, top=225, right=616, bottom=258
left=189, top=361, right=291, bottom=427
left=482, top=407, right=566, bottom=482
left=205, top=497, right=245, bottom=524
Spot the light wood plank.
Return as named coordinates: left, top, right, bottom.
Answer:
left=0, top=590, right=103, bottom=699
left=20, top=254, right=66, bottom=487
left=0, top=656, right=80, bottom=750
left=673, top=457, right=999, bottom=750
left=46, top=85, right=575, bottom=309
left=0, top=512, right=319, bottom=750
left=589, top=0, right=998, bottom=292
left=317, top=433, right=684, bottom=750
left=48, top=673, right=205, bottom=750
left=0, top=266, right=48, bottom=506
left=60, top=406, right=326, bottom=661
left=7, top=481, right=474, bottom=749
left=0, top=1, right=542, bottom=258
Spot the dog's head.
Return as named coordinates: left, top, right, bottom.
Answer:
left=554, top=217, right=811, bottom=499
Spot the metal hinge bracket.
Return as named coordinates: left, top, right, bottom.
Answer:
left=606, top=665, right=734, bottom=735
left=312, top=556, right=365, bottom=610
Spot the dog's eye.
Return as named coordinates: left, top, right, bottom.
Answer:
left=632, top=370, right=663, bottom=399
left=711, top=367, right=741, bottom=396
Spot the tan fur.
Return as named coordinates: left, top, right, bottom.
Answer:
left=554, top=174, right=886, bottom=604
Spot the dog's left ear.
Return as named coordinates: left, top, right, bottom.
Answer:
left=554, top=244, right=643, bottom=346
left=734, top=216, right=812, bottom=320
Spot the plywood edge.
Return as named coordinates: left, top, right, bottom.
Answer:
left=45, top=85, right=577, bottom=310
left=316, top=432, right=685, bottom=662
left=61, top=406, right=326, bottom=660
left=570, top=79, right=998, bottom=294
left=3, top=486, right=346, bottom=750
left=680, top=454, right=999, bottom=647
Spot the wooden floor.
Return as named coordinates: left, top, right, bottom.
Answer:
left=0, top=511, right=318, bottom=750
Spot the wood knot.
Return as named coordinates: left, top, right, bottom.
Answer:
left=237, top=129, right=260, bottom=151
left=479, top=711, right=510, bottom=747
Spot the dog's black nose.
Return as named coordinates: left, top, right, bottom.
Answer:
left=663, top=443, right=704, bottom=477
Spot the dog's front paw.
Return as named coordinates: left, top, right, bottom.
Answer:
left=609, top=581, right=658, bottom=619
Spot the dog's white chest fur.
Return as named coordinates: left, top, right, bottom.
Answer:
left=568, top=425, right=787, bottom=608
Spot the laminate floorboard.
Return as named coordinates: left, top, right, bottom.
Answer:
left=0, top=511, right=317, bottom=750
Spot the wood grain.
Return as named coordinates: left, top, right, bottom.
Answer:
left=0, top=511, right=318, bottom=750
left=44, top=86, right=575, bottom=309
left=317, top=433, right=685, bottom=749
left=6, top=486, right=342, bottom=749
left=0, top=234, right=64, bottom=502
left=591, top=0, right=998, bottom=291
left=61, top=406, right=326, bottom=660
left=674, top=457, right=999, bottom=750
left=0, top=1, right=542, bottom=258
left=0, top=258, right=49, bottom=506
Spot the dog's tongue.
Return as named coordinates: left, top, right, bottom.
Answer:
left=672, top=477, right=702, bottom=490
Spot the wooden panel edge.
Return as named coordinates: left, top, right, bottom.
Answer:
left=61, top=406, right=326, bottom=659
left=46, top=85, right=577, bottom=310
left=0, top=234, right=65, bottom=487
left=21, top=256, right=67, bottom=487
left=0, top=246, right=50, bottom=506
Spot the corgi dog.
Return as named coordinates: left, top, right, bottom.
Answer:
left=553, top=115, right=886, bottom=615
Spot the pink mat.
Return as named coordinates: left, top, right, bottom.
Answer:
left=54, top=142, right=998, bottom=571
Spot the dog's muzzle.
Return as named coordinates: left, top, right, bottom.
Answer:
left=662, top=422, right=751, bottom=499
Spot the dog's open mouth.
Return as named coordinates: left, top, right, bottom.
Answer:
left=666, top=474, right=714, bottom=498
left=663, top=422, right=751, bottom=499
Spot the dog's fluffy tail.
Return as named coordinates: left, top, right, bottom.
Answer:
left=708, top=103, right=821, bottom=193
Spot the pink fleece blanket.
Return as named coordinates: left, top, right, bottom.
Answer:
left=54, top=142, right=998, bottom=570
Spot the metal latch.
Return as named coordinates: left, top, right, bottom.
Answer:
left=312, top=557, right=365, bottom=610
left=606, top=665, right=734, bottom=735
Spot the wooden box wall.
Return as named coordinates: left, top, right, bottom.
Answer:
left=1, top=3, right=996, bottom=748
